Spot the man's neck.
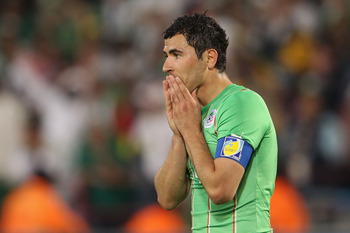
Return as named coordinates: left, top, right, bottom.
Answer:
left=197, top=72, right=232, bottom=106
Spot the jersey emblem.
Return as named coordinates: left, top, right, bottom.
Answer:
left=221, top=136, right=244, bottom=160
left=204, top=109, right=217, bottom=128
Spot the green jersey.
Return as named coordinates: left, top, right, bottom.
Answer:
left=187, top=84, right=278, bottom=233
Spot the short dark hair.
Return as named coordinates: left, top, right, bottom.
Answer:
left=163, top=12, right=229, bottom=72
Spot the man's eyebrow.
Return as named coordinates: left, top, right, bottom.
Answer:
left=164, top=49, right=183, bottom=56
left=169, top=49, right=182, bottom=54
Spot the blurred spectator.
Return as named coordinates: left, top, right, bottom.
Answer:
left=271, top=176, right=310, bottom=233
left=7, top=48, right=95, bottom=199
left=0, top=80, right=27, bottom=199
left=124, top=203, right=188, bottom=233
left=73, top=80, right=140, bottom=229
left=0, top=174, right=89, bottom=233
left=132, top=78, right=172, bottom=201
left=6, top=110, right=55, bottom=186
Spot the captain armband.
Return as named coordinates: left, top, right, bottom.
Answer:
left=215, top=134, right=253, bottom=169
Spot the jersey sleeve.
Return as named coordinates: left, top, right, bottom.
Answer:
left=215, top=89, right=271, bottom=151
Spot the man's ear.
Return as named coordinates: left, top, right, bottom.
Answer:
left=206, top=49, right=218, bottom=70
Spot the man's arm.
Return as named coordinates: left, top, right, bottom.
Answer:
left=154, top=135, right=190, bottom=210
left=154, top=78, right=191, bottom=210
left=183, top=131, right=244, bottom=204
left=168, top=76, right=245, bottom=205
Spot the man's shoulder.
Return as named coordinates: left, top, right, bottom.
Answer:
left=220, top=84, right=264, bottom=107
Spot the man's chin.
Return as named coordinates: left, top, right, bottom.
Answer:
left=188, top=85, right=197, bottom=93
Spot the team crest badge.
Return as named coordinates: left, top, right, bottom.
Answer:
left=204, top=109, right=217, bottom=128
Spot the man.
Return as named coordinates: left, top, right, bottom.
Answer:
left=154, top=12, right=278, bottom=233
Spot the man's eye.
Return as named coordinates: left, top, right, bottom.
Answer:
left=174, top=54, right=181, bottom=58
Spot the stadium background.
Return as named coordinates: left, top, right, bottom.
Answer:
left=0, top=0, right=349, bottom=232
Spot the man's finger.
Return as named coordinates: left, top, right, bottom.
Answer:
left=167, top=76, right=186, bottom=102
left=163, top=80, right=169, bottom=99
left=163, top=80, right=172, bottom=108
left=167, top=79, right=179, bottom=104
left=175, top=77, right=193, bottom=101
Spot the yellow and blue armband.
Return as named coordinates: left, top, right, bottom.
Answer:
left=215, top=134, right=253, bottom=169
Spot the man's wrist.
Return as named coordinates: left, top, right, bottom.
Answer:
left=172, top=134, right=184, bottom=144
left=181, top=128, right=203, bottom=142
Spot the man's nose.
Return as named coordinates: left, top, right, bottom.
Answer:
left=162, top=58, right=173, bottom=73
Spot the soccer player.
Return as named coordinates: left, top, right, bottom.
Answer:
left=154, top=12, right=278, bottom=233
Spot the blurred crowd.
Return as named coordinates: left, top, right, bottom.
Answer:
left=0, top=0, right=349, bottom=232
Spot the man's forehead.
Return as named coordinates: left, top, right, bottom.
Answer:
left=163, top=34, right=189, bottom=51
